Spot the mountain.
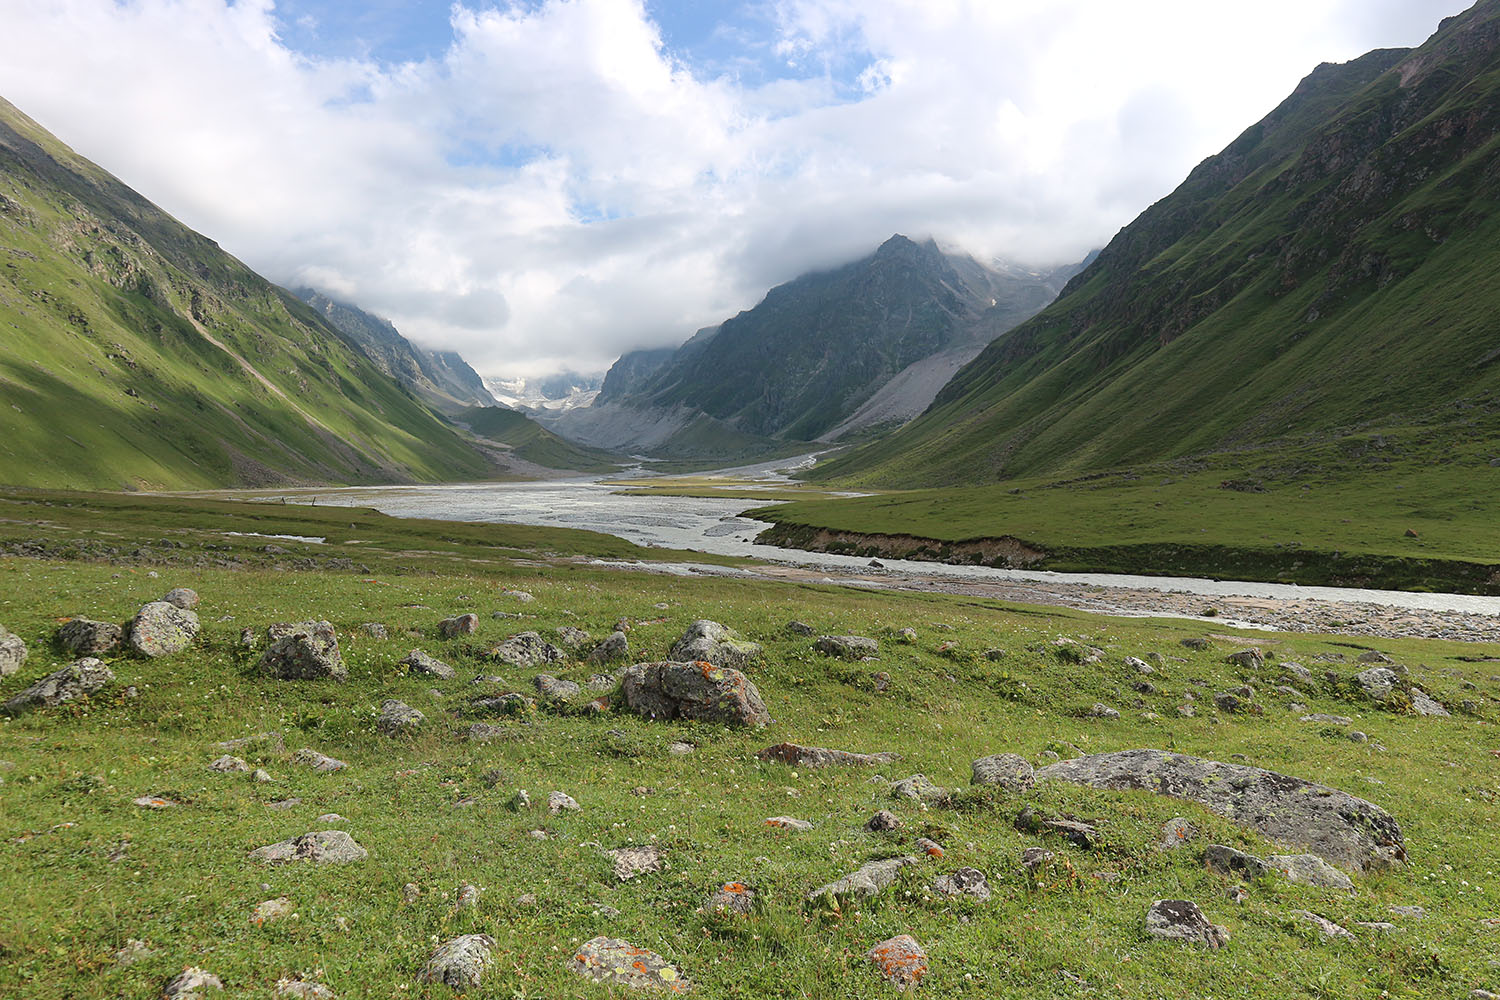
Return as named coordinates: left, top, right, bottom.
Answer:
left=553, top=236, right=1082, bottom=460
left=0, top=96, right=491, bottom=489
left=294, top=289, right=496, bottom=414
left=813, top=2, right=1500, bottom=488
left=483, top=370, right=602, bottom=413
left=451, top=406, right=622, bottom=475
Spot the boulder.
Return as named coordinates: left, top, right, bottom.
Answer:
left=208, top=755, right=250, bottom=773
left=971, top=753, right=1035, bottom=790
left=1036, top=749, right=1405, bottom=871
left=418, top=934, right=496, bottom=989
left=621, top=661, right=769, bottom=727
left=568, top=936, right=689, bottom=992
left=3, top=658, right=114, bottom=715
left=57, top=619, right=122, bottom=657
left=1290, top=910, right=1355, bottom=940
left=1145, top=899, right=1229, bottom=948
left=535, top=674, right=582, bottom=702
left=161, top=587, right=200, bottom=610
left=588, top=631, right=629, bottom=662
left=756, top=743, right=901, bottom=768
left=608, top=844, right=663, bottom=880
left=291, top=748, right=347, bottom=772
left=555, top=626, right=592, bottom=650
left=248, top=830, right=367, bottom=864
left=816, top=635, right=879, bottom=659
left=705, top=882, right=756, bottom=915
left=1267, top=854, right=1354, bottom=891
left=0, top=624, right=26, bottom=676
left=400, top=650, right=454, bottom=680
left=931, top=867, right=991, bottom=901
left=1202, top=845, right=1270, bottom=879
left=128, top=601, right=200, bottom=658
left=866, top=810, right=903, bottom=832
left=891, top=774, right=948, bottom=804
left=669, top=619, right=762, bottom=670
left=438, top=613, right=478, bottom=638
left=490, top=631, right=565, bottom=668
left=163, top=968, right=223, bottom=999
left=808, top=856, right=919, bottom=900
left=868, top=935, right=927, bottom=991
left=259, top=622, right=346, bottom=681
left=376, top=699, right=423, bottom=735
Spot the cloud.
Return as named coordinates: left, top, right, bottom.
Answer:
left=0, top=0, right=1471, bottom=376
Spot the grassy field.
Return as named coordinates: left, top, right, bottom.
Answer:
left=0, top=492, right=1498, bottom=998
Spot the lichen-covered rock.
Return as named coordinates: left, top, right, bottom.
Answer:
left=548, top=791, right=580, bottom=813
left=1290, top=910, right=1355, bottom=940
left=866, top=810, right=903, bottom=832
left=1036, top=749, right=1405, bottom=871
left=932, top=867, right=991, bottom=901
left=1225, top=649, right=1264, bottom=669
left=248, top=830, right=367, bottom=864
left=438, top=613, right=478, bottom=638
left=57, top=619, right=122, bottom=657
left=535, top=674, right=582, bottom=702
left=274, top=980, right=334, bottom=1000
left=291, top=748, right=347, bottom=772
left=490, top=631, right=565, bottom=668
left=621, top=661, right=769, bottom=727
left=589, top=631, right=629, bottom=662
left=808, top=856, right=919, bottom=900
left=376, top=699, right=424, bottom=735
left=163, top=967, right=223, bottom=999
left=608, top=845, right=663, bottom=880
left=568, top=936, right=690, bottom=993
left=129, top=601, right=200, bottom=658
left=705, top=881, right=755, bottom=914
left=400, top=649, right=454, bottom=680
left=867, top=935, right=927, bottom=990
left=361, top=622, right=389, bottom=639
left=970, top=753, right=1034, bottom=790
left=891, top=774, right=947, bottom=804
left=208, top=755, right=250, bottom=773
left=1203, top=845, right=1271, bottom=879
left=1146, top=899, right=1229, bottom=948
left=1267, top=854, right=1355, bottom=891
left=3, top=657, right=114, bottom=715
left=250, top=897, right=294, bottom=926
left=765, top=816, right=814, bottom=831
left=556, top=626, right=592, bottom=650
left=260, top=622, right=346, bottom=681
left=786, top=620, right=814, bottom=635
left=815, top=635, right=879, bottom=659
left=0, top=624, right=26, bottom=677
left=756, top=743, right=901, bottom=768
left=1161, top=818, right=1197, bottom=850
left=161, top=587, right=200, bottom=610
left=418, top=934, right=495, bottom=989
left=669, top=620, right=761, bottom=670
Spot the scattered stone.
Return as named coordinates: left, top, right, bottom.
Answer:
left=1053, top=638, right=1103, bottom=663
left=932, top=867, right=991, bottom=901
left=589, top=631, right=629, bottom=662
left=114, top=939, right=154, bottom=966
left=609, top=844, right=663, bottom=880
left=1125, top=656, right=1154, bottom=674
left=267, top=798, right=302, bottom=810
left=669, top=619, right=762, bottom=670
left=816, top=635, right=879, bottom=659
left=786, top=620, right=815, bottom=635
left=134, top=795, right=174, bottom=809
left=217, top=730, right=286, bottom=754
left=1389, top=905, right=1426, bottom=919
left=868, top=935, right=927, bottom=991
left=1411, top=688, right=1451, bottom=717
left=469, top=692, right=537, bottom=718
left=1353, top=921, right=1402, bottom=934
left=1181, top=638, right=1211, bottom=651
left=916, top=837, right=944, bottom=858
left=1225, top=649, right=1264, bottom=670
left=291, top=748, right=347, bottom=772
left=209, top=755, right=250, bottom=773
left=970, top=753, right=1034, bottom=790
left=548, top=791, right=580, bottom=813
left=1145, top=899, right=1229, bottom=948
left=1356, top=651, right=1394, bottom=664
left=1016, top=808, right=1097, bottom=848
left=1021, top=847, right=1054, bottom=872
left=555, top=626, right=592, bottom=650
left=361, top=622, right=389, bottom=639
left=667, top=740, right=696, bottom=755
left=402, top=883, right=421, bottom=903
left=273, top=980, right=334, bottom=1000
left=866, top=810, right=903, bottom=832
left=757, top=743, right=901, bottom=768
left=419, top=934, right=496, bottom=989
left=1225, top=885, right=1249, bottom=903
left=315, top=813, right=345, bottom=824
left=163, top=967, right=223, bottom=999
left=260, top=622, right=346, bottom=682
left=161, top=587, right=199, bottom=610
left=1301, top=714, right=1353, bottom=725
left=0, top=624, right=26, bottom=676
left=872, top=671, right=892, bottom=692
left=249, top=831, right=367, bottom=864
left=250, top=897, right=294, bottom=926
left=808, top=856, right=919, bottom=900
left=1290, top=910, right=1355, bottom=940
left=984, top=648, right=1006, bottom=661
left=705, top=881, right=756, bottom=914
left=1161, top=818, right=1197, bottom=849
left=1176, top=705, right=1195, bottom=717
left=129, top=601, right=200, bottom=658
left=1089, top=703, right=1121, bottom=720
left=765, top=816, right=814, bottom=832
left=1267, top=854, right=1355, bottom=891
left=400, top=650, right=454, bottom=680
left=898, top=627, right=918, bottom=642
left=621, top=660, right=770, bottom=726
left=535, top=674, right=582, bottom=702
left=3, top=657, right=114, bottom=715
left=454, top=883, right=481, bottom=911
left=509, top=790, right=532, bottom=811
left=1203, top=845, right=1271, bottom=879
left=504, top=590, right=536, bottom=604
left=57, top=619, right=122, bottom=656
left=568, top=936, right=689, bottom=993
left=891, top=774, right=948, bottom=804
left=490, top=631, right=565, bottom=668
left=438, top=613, right=479, bottom=638
left=1213, top=691, right=1260, bottom=714
left=1036, top=749, right=1406, bottom=871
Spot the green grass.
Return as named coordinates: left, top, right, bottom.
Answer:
left=453, top=408, right=626, bottom=474
left=1, top=493, right=1499, bottom=998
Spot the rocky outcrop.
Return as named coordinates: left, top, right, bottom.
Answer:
left=621, top=661, right=769, bottom=726
left=1036, top=749, right=1405, bottom=871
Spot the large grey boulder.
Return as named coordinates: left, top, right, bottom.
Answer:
left=57, top=619, right=122, bottom=657
left=490, top=631, right=565, bottom=668
left=809, top=856, right=919, bottom=901
left=815, top=635, right=879, bottom=659
left=376, top=699, right=424, bottom=735
left=128, top=601, right=200, bottom=658
left=438, top=613, right=479, bottom=638
left=588, top=631, right=629, bottom=662
left=1145, top=899, right=1229, bottom=948
left=669, top=620, right=761, bottom=670
left=621, top=661, right=770, bottom=727
left=248, top=830, right=367, bottom=864
left=418, top=934, right=495, bottom=989
left=0, top=624, right=25, bottom=677
left=259, top=622, right=346, bottom=681
left=1036, top=749, right=1405, bottom=871
left=756, top=743, right=901, bottom=768
left=3, top=658, right=114, bottom=715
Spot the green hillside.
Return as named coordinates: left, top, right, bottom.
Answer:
left=0, top=97, right=492, bottom=490
left=813, top=4, right=1500, bottom=488
left=453, top=407, right=625, bottom=474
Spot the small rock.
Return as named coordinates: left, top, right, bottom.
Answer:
left=898, top=627, right=918, bottom=642
left=588, top=631, right=629, bottom=662
left=208, top=755, right=250, bottom=773
left=402, top=883, right=420, bottom=904
left=1145, top=899, right=1229, bottom=948
left=438, top=614, right=479, bottom=638
left=57, top=619, right=123, bottom=656
left=0, top=624, right=27, bottom=676
left=1356, top=651, right=1394, bottom=665
left=134, top=795, right=175, bottom=809
left=1225, top=649, right=1264, bottom=670
left=376, top=699, right=424, bottom=735
left=291, top=748, right=347, bottom=772
left=872, top=670, right=892, bottom=692
left=129, top=601, right=200, bottom=658
left=1290, top=910, right=1355, bottom=940
left=609, top=844, right=663, bottom=880
left=621, top=661, right=769, bottom=727
left=400, top=650, right=454, bottom=680
left=1300, top=714, right=1353, bottom=725
left=490, top=631, right=565, bottom=668
left=555, top=626, right=592, bottom=650
left=891, top=774, right=947, bottom=804
left=504, top=590, right=535, bottom=603
left=866, top=810, right=903, bottom=832
left=360, top=622, right=389, bottom=639
left=984, top=648, right=1006, bottom=661
left=1266, top=854, right=1354, bottom=890
left=3, top=658, right=114, bottom=715
left=161, top=587, right=200, bottom=610
left=548, top=791, right=580, bottom=813
left=868, top=935, right=927, bottom=991
left=971, top=753, right=1034, bottom=790
left=932, top=867, right=991, bottom=901
left=1161, top=818, right=1197, bottom=849
left=114, top=938, right=154, bottom=966
left=1353, top=921, right=1401, bottom=934
left=1125, top=656, right=1154, bottom=674
left=667, top=740, right=696, bottom=755
left=808, top=856, right=919, bottom=900
left=315, top=813, right=345, bottom=824
left=568, top=936, right=689, bottom=992
left=454, top=883, right=481, bottom=910
left=248, top=831, right=367, bottom=864
left=764, top=816, right=814, bottom=831
left=1089, top=703, right=1120, bottom=720
left=163, top=967, right=223, bottom=999
left=535, top=674, right=582, bottom=702
left=274, top=981, right=334, bottom=1000
left=1203, top=845, right=1271, bottom=879
left=418, top=934, right=496, bottom=989
left=1181, top=638, right=1211, bottom=651
left=1021, top=847, right=1054, bottom=871
left=1389, top=905, right=1426, bottom=919
left=916, top=837, right=944, bottom=858
left=816, top=635, right=879, bottom=659
left=252, top=769, right=273, bottom=784
left=260, top=622, right=346, bottom=682
left=705, top=881, right=755, bottom=914
left=786, top=620, right=815, bottom=635
left=757, top=743, right=901, bottom=768
left=250, top=897, right=294, bottom=926
left=669, top=619, right=761, bottom=670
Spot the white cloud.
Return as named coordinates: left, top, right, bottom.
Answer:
left=0, top=0, right=1471, bottom=376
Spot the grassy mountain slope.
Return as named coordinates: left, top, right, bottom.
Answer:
left=814, top=4, right=1500, bottom=488
left=0, top=97, right=491, bottom=490
left=452, top=406, right=624, bottom=474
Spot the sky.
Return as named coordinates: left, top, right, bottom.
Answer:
left=0, top=0, right=1474, bottom=378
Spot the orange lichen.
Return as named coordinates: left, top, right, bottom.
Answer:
left=722, top=882, right=747, bottom=893
left=924, top=845, right=944, bottom=858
